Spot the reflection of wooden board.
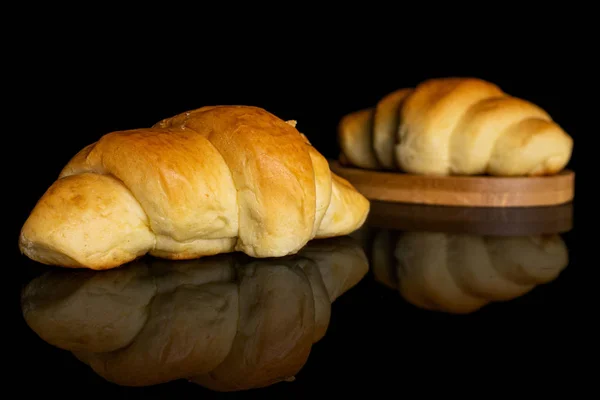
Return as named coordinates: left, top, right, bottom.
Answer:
left=330, top=160, right=575, bottom=207
left=364, top=200, right=573, bottom=236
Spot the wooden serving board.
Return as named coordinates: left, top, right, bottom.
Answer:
left=330, top=160, right=575, bottom=207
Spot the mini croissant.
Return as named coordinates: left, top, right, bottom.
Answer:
left=19, top=106, right=370, bottom=270
left=339, top=77, right=573, bottom=176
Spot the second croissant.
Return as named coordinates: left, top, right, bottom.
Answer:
left=338, top=77, right=573, bottom=176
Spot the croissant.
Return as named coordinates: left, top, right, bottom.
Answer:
left=21, top=236, right=368, bottom=390
left=369, top=229, right=568, bottom=314
left=338, top=77, right=573, bottom=176
left=19, top=105, right=370, bottom=270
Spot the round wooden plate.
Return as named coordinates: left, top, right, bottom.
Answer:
left=330, top=160, right=575, bottom=207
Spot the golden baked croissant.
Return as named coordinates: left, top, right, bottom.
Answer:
left=339, top=77, right=573, bottom=176
left=21, top=236, right=369, bottom=391
left=369, top=230, right=568, bottom=314
left=19, top=106, right=370, bottom=270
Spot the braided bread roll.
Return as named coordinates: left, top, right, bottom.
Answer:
left=21, top=237, right=368, bottom=390
left=339, top=77, right=573, bottom=176
left=369, top=230, right=568, bottom=314
left=19, top=106, right=370, bottom=270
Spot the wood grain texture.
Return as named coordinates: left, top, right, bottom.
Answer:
left=330, top=160, right=575, bottom=208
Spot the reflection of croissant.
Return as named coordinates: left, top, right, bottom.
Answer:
left=21, top=237, right=368, bottom=391
left=369, top=230, right=568, bottom=313
left=19, top=106, right=370, bottom=270
left=339, top=77, right=573, bottom=176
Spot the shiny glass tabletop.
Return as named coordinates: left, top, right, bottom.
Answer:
left=15, top=200, right=579, bottom=396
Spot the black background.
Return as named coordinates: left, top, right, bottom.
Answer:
left=14, top=51, right=586, bottom=225
left=9, top=21, right=593, bottom=397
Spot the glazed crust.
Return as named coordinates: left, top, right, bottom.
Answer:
left=338, top=77, right=573, bottom=176
left=20, top=106, right=370, bottom=270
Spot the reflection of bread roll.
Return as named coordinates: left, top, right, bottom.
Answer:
left=297, top=236, right=369, bottom=302
left=21, top=236, right=368, bottom=390
left=298, top=260, right=332, bottom=342
left=445, top=236, right=535, bottom=301
left=76, top=282, right=239, bottom=386
left=21, top=264, right=155, bottom=353
left=485, top=236, right=568, bottom=284
left=150, top=255, right=237, bottom=294
left=370, top=229, right=397, bottom=289
left=396, top=233, right=489, bottom=313
left=192, top=262, right=315, bottom=391
left=368, top=230, right=569, bottom=314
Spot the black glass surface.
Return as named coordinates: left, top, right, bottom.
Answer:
left=15, top=200, right=580, bottom=396
left=11, top=52, right=588, bottom=395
